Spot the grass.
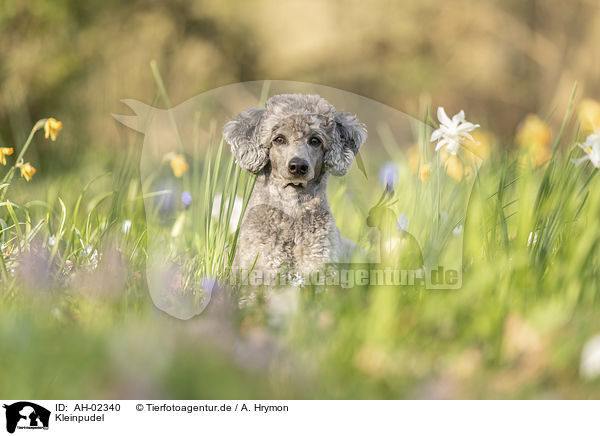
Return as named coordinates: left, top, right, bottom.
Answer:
left=1, top=73, right=600, bottom=399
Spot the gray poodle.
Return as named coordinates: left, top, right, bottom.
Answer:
left=223, top=94, right=367, bottom=283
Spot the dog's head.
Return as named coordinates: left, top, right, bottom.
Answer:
left=223, top=94, right=366, bottom=190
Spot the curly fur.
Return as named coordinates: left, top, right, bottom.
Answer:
left=223, top=94, right=367, bottom=282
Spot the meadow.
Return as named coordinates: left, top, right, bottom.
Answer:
left=2, top=59, right=600, bottom=399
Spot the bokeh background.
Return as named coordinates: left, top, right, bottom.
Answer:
left=2, top=0, right=600, bottom=158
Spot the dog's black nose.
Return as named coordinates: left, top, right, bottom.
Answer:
left=288, top=157, right=309, bottom=176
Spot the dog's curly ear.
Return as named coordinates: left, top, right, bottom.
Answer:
left=325, top=112, right=367, bottom=176
left=223, top=108, right=269, bottom=173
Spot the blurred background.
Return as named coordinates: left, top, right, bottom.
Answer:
left=2, top=0, right=600, bottom=164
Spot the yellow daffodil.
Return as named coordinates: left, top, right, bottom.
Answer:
left=418, top=162, right=431, bottom=182
left=405, top=145, right=432, bottom=182
left=0, top=147, right=14, bottom=165
left=578, top=99, right=600, bottom=133
left=406, top=144, right=421, bottom=175
left=440, top=150, right=473, bottom=182
left=19, top=162, right=36, bottom=182
left=44, top=117, right=63, bottom=141
left=406, top=144, right=429, bottom=170
left=464, top=129, right=493, bottom=164
left=516, top=114, right=552, bottom=168
left=169, top=154, right=189, bottom=178
left=443, top=153, right=465, bottom=182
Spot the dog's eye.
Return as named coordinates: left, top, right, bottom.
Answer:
left=273, top=135, right=286, bottom=145
left=308, top=136, right=322, bottom=147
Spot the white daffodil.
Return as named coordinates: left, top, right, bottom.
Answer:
left=431, top=107, right=480, bottom=155
left=572, top=132, right=600, bottom=168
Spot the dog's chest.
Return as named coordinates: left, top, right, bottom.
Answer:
left=291, top=206, right=331, bottom=262
left=243, top=203, right=333, bottom=268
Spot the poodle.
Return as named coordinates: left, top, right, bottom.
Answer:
left=223, top=94, right=367, bottom=284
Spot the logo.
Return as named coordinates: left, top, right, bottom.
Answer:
left=3, top=402, right=50, bottom=434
